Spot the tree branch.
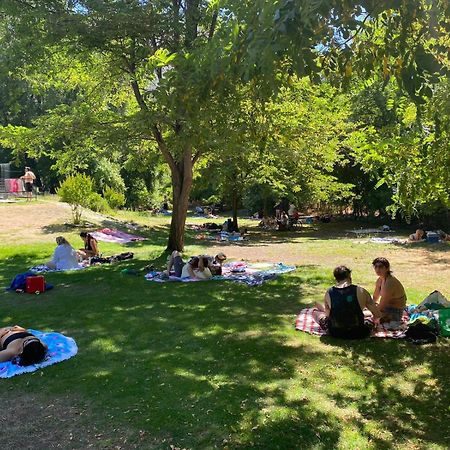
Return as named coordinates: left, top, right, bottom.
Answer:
left=153, top=125, right=177, bottom=173
left=192, top=150, right=202, bottom=164
left=208, top=9, right=218, bottom=41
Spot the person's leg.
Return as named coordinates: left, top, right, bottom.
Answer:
left=312, top=310, right=329, bottom=330
left=173, top=254, right=184, bottom=277
left=167, top=251, right=184, bottom=277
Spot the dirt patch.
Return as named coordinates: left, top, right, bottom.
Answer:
left=0, top=391, right=161, bottom=449
left=0, top=201, right=73, bottom=244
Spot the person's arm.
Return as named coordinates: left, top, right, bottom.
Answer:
left=324, top=291, right=331, bottom=317
left=373, top=278, right=382, bottom=303
left=0, top=348, right=17, bottom=362
left=186, top=263, right=197, bottom=279
left=90, top=239, right=99, bottom=256
left=358, top=287, right=381, bottom=320
left=197, top=256, right=205, bottom=272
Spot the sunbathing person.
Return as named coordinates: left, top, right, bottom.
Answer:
left=166, top=251, right=213, bottom=280
left=313, top=265, right=381, bottom=339
left=408, top=225, right=427, bottom=242
left=47, top=236, right=79, bottom=270
left=437, top=230, right=450, bottom=242
left=78, top=232, right=99, bottom=259
left=0, top=326, right=47, bottom=365
left=372, top=257, right=407, bottom=323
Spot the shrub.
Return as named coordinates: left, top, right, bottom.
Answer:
left=88, top=192, right=111, bottom=213
left=57, top=174, right=94, bottom=224
left=103, top=186, right=126, bottom=210
left=126, top=179, right=151, bottom=210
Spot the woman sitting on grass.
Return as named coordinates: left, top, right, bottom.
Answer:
left=78, top=231, right=99, bottom=260
left=372, top=257, right=407, bottom=323
left=0, top=326, right=47, bottom=365
left=47, top=236, right=79, bottom=270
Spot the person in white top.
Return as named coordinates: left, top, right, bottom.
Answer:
left=47, top=236, right=79, bottom=270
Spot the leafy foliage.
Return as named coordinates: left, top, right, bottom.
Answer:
left=103, top=186, right=126, bottom=210
left=57, top=173, right=94, bottom=224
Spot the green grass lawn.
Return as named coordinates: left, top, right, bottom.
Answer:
left=0, top=210, right=449, bottom=449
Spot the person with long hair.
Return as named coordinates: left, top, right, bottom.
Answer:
left=0, top=326, right=47, bottom=365
left=78, top=232, right=99, bottom=260
left=372, top=257, right=407, bottom=323
left=47, top=236, right=79, bottom=270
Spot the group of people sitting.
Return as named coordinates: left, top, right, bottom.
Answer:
left=165, top=251, right=227, bottom=280
left=46, top=232, right=99, bottom=270
left=313, top=257, right=407, bottom=338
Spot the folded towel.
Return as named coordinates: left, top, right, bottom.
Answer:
left=0, top=329, right=78, bottom=378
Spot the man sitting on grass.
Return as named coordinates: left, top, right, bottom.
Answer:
left=313, top=265, right=381, bottom=339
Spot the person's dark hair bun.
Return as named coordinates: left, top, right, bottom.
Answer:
left=20, top=341, right=46, bottom=366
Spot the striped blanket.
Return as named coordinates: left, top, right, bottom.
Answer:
left=295, top=308, right=408, bottom=339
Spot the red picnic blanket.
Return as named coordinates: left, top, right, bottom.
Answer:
left=295, top=308, right=408, bottom=339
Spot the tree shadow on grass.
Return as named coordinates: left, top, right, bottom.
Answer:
left=0, top=251, right=448, bottom=449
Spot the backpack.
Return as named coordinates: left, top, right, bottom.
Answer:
left=405, top=323, right=437, bottom=345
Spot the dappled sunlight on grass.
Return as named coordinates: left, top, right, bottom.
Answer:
left=0, top=217, right=449, bottom=449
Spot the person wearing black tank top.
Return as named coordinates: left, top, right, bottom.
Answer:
left=313, top=266, right=381, bottom=339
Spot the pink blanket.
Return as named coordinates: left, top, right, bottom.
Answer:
left=90, top=228, right=146, bottom=244
left=295, top=308, right=408, bottom=339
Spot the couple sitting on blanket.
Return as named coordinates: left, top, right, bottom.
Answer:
left=46, top=233, right=99, bottom=270
left=314, top=257, right=407, bottom=339
left=166, top=251, right=227, bottom=280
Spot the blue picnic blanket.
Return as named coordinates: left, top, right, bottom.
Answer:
left=0, top=329, right=78, bottom=378
left=145, top=262, right=296, bottom=286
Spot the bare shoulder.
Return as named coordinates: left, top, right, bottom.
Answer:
left=388, top=275, right=404, bottom=287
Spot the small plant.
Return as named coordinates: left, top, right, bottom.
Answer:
left=103, top=186, right=126, bottom=210
left=57, top=174, right=95, bottom=224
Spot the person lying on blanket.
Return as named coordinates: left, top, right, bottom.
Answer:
left=47, top=236, right=79, bottom=270
left=372, top=257, right=407, bottom=323
left=0, top=326, right=47, bottom=365
left=78, top=231, right=99, bottom=260
left=313, top=266, right=381, bottom=339
left=165, top=251, right=227, bottom=279
left=408, top=225, right=427, bottom=242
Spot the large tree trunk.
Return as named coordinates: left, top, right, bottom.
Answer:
left=166, top=148, right=194, bottom=251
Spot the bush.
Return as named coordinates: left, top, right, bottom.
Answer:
left=88, top=192, right=111, bottom=213
left=57, top=174, right=94, bottom=224
left=126, top=179, right=152, bottom=210
left=103, top=186, right=126, bottom=210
